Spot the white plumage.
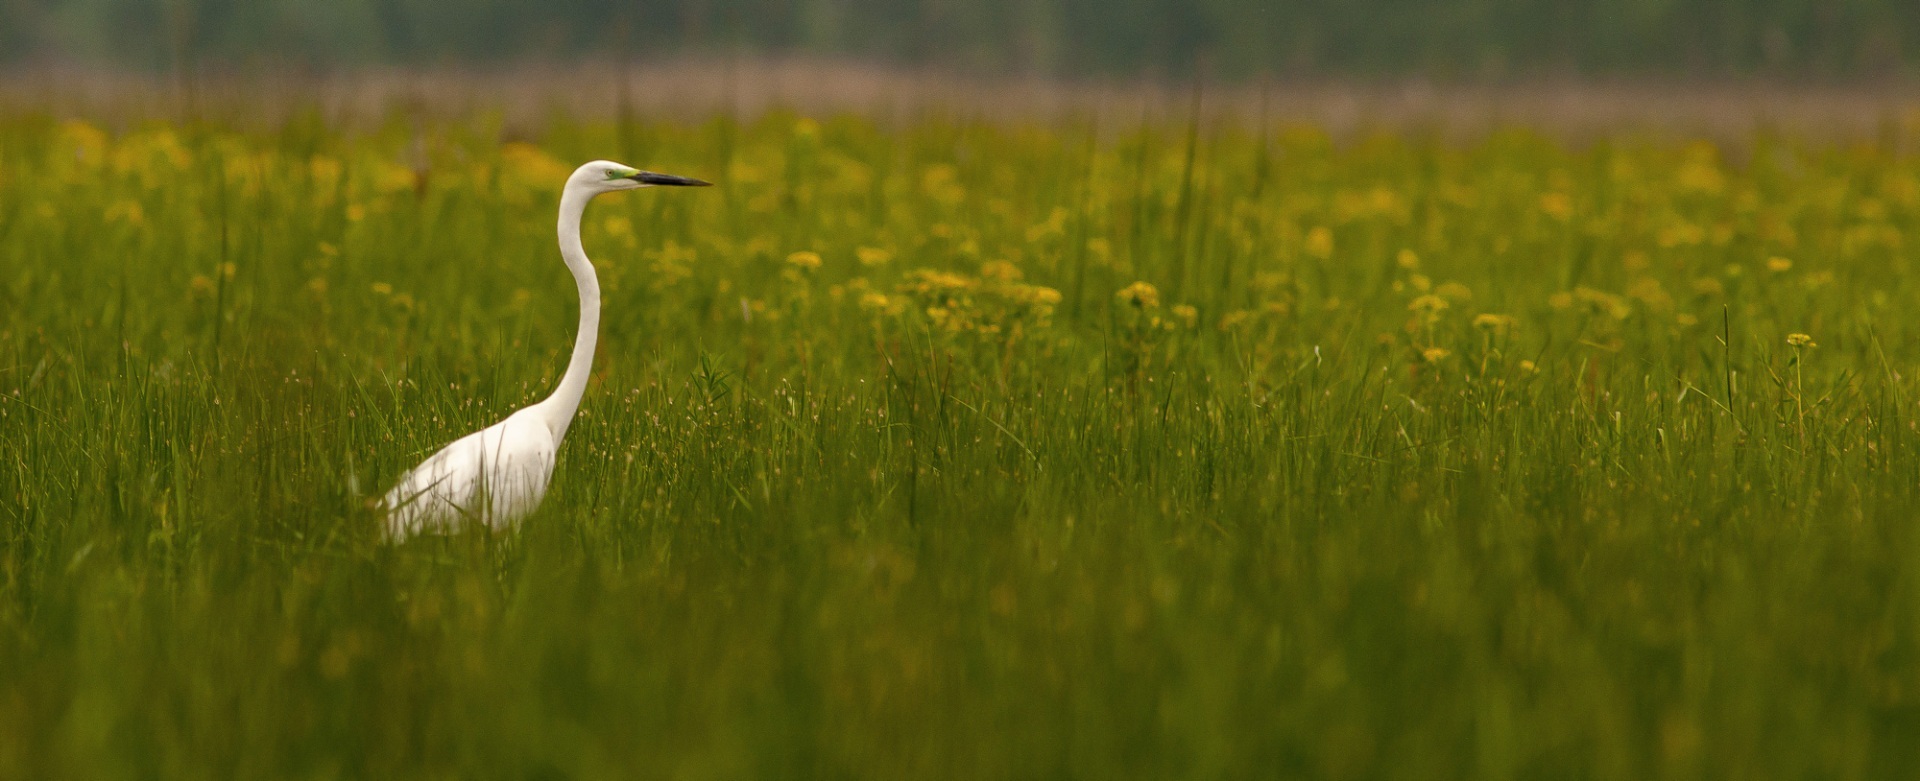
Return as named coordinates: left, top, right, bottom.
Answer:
left=382, top=409, right=557, bottom=537
left=381, top=160, right=710, bottom=540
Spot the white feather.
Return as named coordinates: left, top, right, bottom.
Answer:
left=378, top=160, right=708, bottom=540
left=382, top=409, right=557, bottom=537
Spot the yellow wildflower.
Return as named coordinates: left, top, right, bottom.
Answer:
left=377, top=163, right=419, bottom=195
left=1473, top=313, right=1515, bottom=334
left=1626, top=277, right=1673, bottom=312
left=1117, top=281, right=1160, bottom=309
left=1421, top=347, right=1452, bottom=363
left=104, top=200, right=145, bottom=226
left=1026, top=287, right=1063, bottom=307
left=1573, top=286, right=1633, bottom=320
left=1305, top=226, right=1335, bottom=259
left=905, top=269, right=976, bottom=292
left=980, top=260, right=1022, bottom=281
left=1766, top=256, right=1793, bottom=273
left=1657, top=222, right=1707, bottom=248
left=1675, top=144, right=1726, bottom=193
left=1408, top=294, right=1449, bottom=314
left=57, top=120, right=108, bottom=164
left=856, top=246, right=893, bottom=266
left=1787, top=333, right=1816, bottom=348
left=1435, top=282, right=1472, bottom=302
left=1172, top=304, right=1199, bottom=328
left=785, top=251, right=823, bottom=270
left=1539, top=191, right=1573, bottom=220
left=499, top=142, right=571, bottom=186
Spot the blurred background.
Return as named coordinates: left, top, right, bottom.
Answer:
left=6, top=0, right=1920, bottom=81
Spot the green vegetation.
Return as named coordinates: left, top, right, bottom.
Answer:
left=6, top=108, right=1920, bottom=778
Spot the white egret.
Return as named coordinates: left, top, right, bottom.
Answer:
left=381, top=160, right=710, bottom=540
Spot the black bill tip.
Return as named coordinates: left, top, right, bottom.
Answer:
left=634, top=171, right=713, bottom=187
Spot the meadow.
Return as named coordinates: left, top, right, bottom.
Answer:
left=5, top=102, right=1920, bottom=779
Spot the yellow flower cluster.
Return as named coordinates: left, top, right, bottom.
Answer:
left=896, top=264, right=1061, bottom=336
left=1117, top=281, right=1160, bottom=309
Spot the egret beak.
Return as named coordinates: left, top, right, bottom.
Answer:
left=632, top=171, right=712, bottom=186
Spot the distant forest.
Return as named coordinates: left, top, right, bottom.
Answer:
left=6, top=0, right=1920, bottom=79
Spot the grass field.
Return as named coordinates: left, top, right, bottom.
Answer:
left=6, top=104, right=1920, bottom=779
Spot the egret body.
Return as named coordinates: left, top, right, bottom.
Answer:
left=381, top=160, right=709, bottom=540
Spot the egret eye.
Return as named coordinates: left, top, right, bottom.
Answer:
left=605, top=167, right=639, bottom=181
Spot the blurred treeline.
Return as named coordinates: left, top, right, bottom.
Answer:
left=5, top=0, right=1919, bottom=79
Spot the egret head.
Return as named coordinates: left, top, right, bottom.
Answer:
left=572, top=160, right=712, bottom=193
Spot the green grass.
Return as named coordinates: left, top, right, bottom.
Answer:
left=5, top=108, right=1920, bottom=779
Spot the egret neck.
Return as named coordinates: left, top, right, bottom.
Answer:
left=535, top=183, right=601, bottom=443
